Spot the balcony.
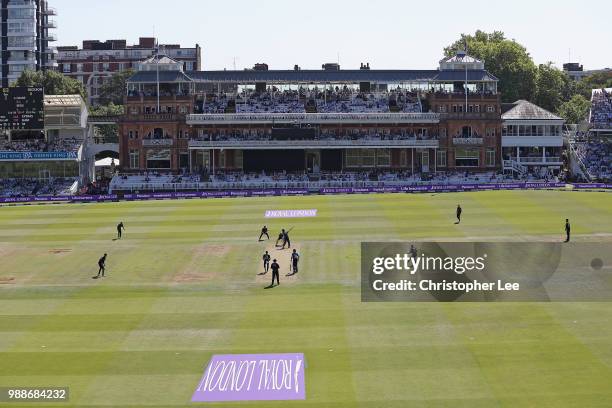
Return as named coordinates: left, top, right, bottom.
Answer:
left=506, top=157, right=563, bottom=165
left=186, top=112, right=441, bottom=125
left=453, top=137, right=483, bottom=145
left=7, top=57, right=36, bottom=64
left=142, top=138, right=174, bottom=147
left=188, top=138, right=439, bottom=150
left=43, top=19, right=57, bottom=28
left=43, top=6, right=57, bottom=15
left=502, top=135, right=563, bottom=147
left=125, top=113, right=182, bottom=122
left=443, top=112, right=500, bottom=120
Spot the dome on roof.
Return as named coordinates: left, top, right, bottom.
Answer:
left=439, top=52, right=485, bottom=71
left=137, top=54, right=184, bottom=72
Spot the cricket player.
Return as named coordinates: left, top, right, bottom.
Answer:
left=565, top=219, right=571, bottom=242
left=259, top=225, right=270, bottom=241
left=456, top=205, right=462, bottom=224
left=276, top=230, right=285, bottom=247
left=282, top=229, right=291, bottom=249
left=97, top=253, right=107, bottom=278
left=262, top=251, right=271, bottom=273
left=117, top=222, right=125, bottom=239
left=270, top=259, right=280, bottom=287
left=290, top=249, right=300, bottom=274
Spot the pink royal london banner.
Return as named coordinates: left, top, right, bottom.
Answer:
left=191, top=353, right=306, bottom=402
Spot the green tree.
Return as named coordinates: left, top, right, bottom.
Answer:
left=89, top=103, right=124, bottom=142
left=534, top=63, right=570, bottom=113
left=444, top=30, right=538, bottom=103
left=556, top=94, right=591, bottom=124
left=13, top=69, right=86, bottom=99
left=580, top=71, right=612, bottom=93
left=99, top=69, right=134, bottom=105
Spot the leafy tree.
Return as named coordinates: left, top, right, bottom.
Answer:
left=556, top=94, right=591, bottom=124
left=99, top=69, right=134, bottom=105
left=580, top=71, right=612, bottom=93
left=89, top=103, right=124, bottom=142
left=13, top=69, right=86, bottom=99
left=444, top=30, right=537, bottom=103
left=534, top=63, right=570, bottom=113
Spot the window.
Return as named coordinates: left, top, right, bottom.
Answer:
left=400, top=150, right=407, bottom=167
left=345, top=149, right=377, bottom=167
left=455, top=148, right=480, bottom=167
left=436, top=150, right=447, bottom=167
left=128, top=131, right=134, bottom=140
left=62, top=64, right=71, bottom=73
left=77, top=64, right=83, bottom=72
left=486, top=105, right=495, bottom=113
left=129, top=149, right=139, bottom=168
left=146, top=149, right=171, bottom=169
left=235, top=150, right=243, bottom=169
left=486, top=149, right=496, bottom=167
left=486, top=128, right=496, bottom=137
left=376, top=149, right=391, bottom=167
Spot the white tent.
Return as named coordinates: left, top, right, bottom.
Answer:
left=95, top=158, right=119, bottom=167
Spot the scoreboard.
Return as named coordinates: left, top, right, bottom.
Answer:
left=0, top=87, right=44, bottom=130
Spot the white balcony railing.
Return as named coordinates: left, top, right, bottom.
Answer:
left=187, top=112, right=440, bottom=125
left=188, top=138, right=439, bottom=149
left=453, top=137, right=483, bottom=145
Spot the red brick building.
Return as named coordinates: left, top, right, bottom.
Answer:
left=57, top=37, right=201, bottom=105
left=119, top=53, right=504, bottom=175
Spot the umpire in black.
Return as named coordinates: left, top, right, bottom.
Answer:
left=270, top=259, right=280, bottom=287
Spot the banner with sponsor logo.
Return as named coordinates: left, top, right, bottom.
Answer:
left=0, top=151, right=78, bottom=161
left=0, top=183, right=610, bottom=205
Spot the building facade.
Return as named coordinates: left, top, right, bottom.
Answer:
left=1, top=0, right=57, bottom=87
left=57, top=37, right=202, bottom=105
left=119, top=53, right=506, bottom=176
left=501, top=100, right=565, bottom=176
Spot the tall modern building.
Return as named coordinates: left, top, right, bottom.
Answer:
left=57, top=37, right=202, bottom=105
left=1, top=0, right=57, bottom=87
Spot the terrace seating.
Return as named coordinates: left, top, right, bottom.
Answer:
left=195, top=89, right=422, bottom=114
left=573, top=138, right=612, bottom=182
left=109, top=170, right=560, bottom=193
left=0, top=138, right=82, bottom=153
left=0, top=178, right=79, bottom=198
left=590, top=89, right=612, bottom=127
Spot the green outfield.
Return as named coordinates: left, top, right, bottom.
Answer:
left=1, top=190, right=612, bottom=407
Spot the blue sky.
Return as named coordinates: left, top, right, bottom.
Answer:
left=53, top=0, right=611, bottom=71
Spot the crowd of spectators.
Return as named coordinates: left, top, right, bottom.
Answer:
left=192, top=128, right=437, bottom=143
left=0, top=178, right=78, bottom=198
left=0, top=138, right=82, bottom=153
left=573, top=138, right=611, bottom=182
left=195, top=88, right=422, bottom=114
left=590, top=88, right=612, bottom=127
left=109, top=168, right=561, bottom=193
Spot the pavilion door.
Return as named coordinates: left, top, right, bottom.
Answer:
left=421, top=151, right=430, bottom=173
left=306, top=151, right=320, bottom=174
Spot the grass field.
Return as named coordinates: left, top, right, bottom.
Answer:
left=1, top=190, right=612, bottom=407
